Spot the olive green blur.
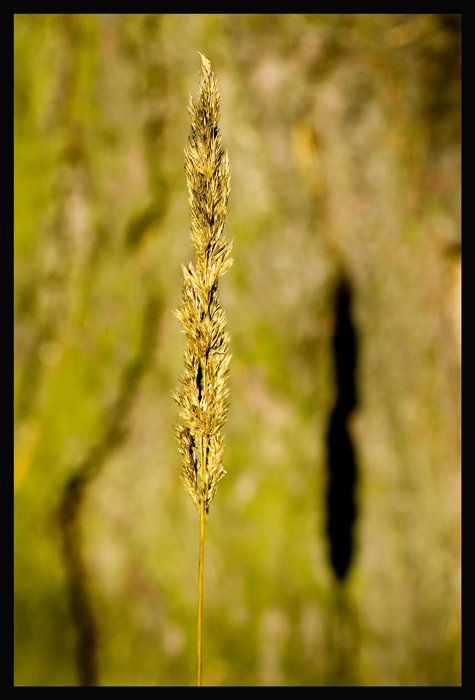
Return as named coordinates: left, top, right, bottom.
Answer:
left=14, top=14, right=461, bottom=686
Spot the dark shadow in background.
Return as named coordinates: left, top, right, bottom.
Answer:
left=57, top=296, right=161, bottom=686
left=325, top=273, right=358, bottom=582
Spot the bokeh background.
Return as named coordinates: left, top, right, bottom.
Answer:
left=14, top=14, right=461, bottom=686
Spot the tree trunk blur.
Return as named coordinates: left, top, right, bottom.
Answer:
left=15, top=14, right=460, bottom=686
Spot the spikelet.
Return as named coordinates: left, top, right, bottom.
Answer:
left=173, top=53, right=232, bottom=519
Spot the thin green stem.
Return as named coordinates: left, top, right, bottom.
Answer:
left=197, top=404, right=208, bottom=687
left=197, top=497, right=205, bottom=686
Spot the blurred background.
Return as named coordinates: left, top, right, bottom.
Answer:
left=14, top=14, right=461, bottom=686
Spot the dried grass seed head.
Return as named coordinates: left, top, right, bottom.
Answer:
left=174, top=53, right=232, bottom=516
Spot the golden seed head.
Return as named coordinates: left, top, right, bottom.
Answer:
left=174, top=54, right=232, bottom=516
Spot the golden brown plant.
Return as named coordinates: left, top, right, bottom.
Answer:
left=173, top=53, right=232, bottom=686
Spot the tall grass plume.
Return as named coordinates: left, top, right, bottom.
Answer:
left=173, top=53, right=232, bottom=686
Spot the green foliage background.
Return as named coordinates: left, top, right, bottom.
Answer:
left=14, top=14, right=461, bottom=686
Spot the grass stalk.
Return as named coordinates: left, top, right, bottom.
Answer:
left=173, top=53, right=232, bottom=687
left=197, top=499, right=205, bottom=685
